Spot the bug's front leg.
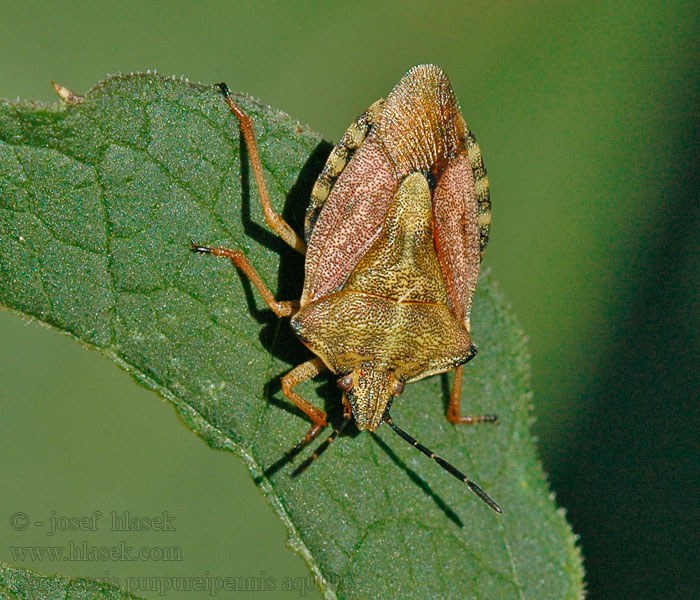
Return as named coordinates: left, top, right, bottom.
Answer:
left=281, top=357, right=329, bottom=458
left=191, top=244, right=299, bottom=317
left=447, top=364, right=499, bottom=425
left=217, top=82, right=307, bottom=255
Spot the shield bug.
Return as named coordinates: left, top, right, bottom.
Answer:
left=192, top=64, right=501, bottom=512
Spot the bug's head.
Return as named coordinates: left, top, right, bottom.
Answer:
left=337, top=369, right=404, bottom=432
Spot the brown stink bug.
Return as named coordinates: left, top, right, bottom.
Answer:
left=192, top=64, right=501, bottom=512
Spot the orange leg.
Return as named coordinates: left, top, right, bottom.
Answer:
left=447, top=365, right=499, bottom=425
left=281, top=357, right=329, bottom=457
left=193, top=242, right=327, bottom=455
left=218, top=82, right=307, bottom=255
left=191, top=244, right=298, bottom=317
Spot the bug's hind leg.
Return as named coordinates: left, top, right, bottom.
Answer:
left=191, top=244, right=299, bottom=317
left=217, top=82, right=307, bottom=255
left=447, top=365, right=499, bottom=425
left=280, top=357, right=329, bottom=459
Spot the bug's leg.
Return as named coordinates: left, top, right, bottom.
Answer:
left=191, top=244, right=299, bottom=317
left=447, top=365, right=499, bottom=425
left=217, top=82, right=307, bottom=255
left=281, top=357, right=329, bottom=458
left=341, top=393, right=353, bottom=420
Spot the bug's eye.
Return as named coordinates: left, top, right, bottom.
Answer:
left=391, top=380, right=405, bottom=396
left=337, top=374, right=353, bottom=392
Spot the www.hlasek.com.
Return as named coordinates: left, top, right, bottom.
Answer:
left=8, top=541, right=182, bottom=562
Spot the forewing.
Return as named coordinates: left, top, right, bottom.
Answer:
left=305, top=99, right=385, bottom=242
left=301, top=136, right=397, bottom=305
left=432, top=151, right=481, bottom=326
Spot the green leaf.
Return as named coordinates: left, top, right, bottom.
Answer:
left=0, top=561, right=145, bottom=599
left=0, top=74, right=584, bottom=599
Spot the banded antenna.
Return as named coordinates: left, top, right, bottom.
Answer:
left=384, top=414, right=502, bottom=513
left=291, top=416, right=352, bottom=478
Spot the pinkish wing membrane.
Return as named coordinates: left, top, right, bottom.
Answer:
left=376, top=64, right=464, bottom=179
left=301, top=136, right=397, bottom=305
left=432, top=151, right=481, bottom=325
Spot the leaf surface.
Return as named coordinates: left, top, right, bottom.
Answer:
left=0, top=562, right=144, bottom=599
left=0, top=74, right=583, bottom=599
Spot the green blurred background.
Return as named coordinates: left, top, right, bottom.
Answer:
left=0, top=1, right=697, bottom=598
